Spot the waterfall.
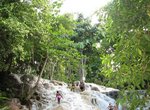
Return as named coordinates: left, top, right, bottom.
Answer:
left=31, top=79, right=118, bottom=110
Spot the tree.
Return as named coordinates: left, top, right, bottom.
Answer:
left=97, top=0, right=150, bottom=109
left=0, top=0, right=81, bottom=106
left=71, top=14, right=103, bottom=83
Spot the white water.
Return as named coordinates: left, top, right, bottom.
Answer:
left=29, top=78, right=150, bottom=110
left=31, top=79, right=118, bottom=110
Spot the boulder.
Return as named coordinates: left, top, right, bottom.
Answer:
left=20, top=74, right=36, bottom=84
left=0, top=72, right=22, bottom=97
left=43, top=83, right=50, bottom=89
left=91, top=87, right=100, bottom=91
left=105, top=91, right=119, bottom=99
left=8, top=98, right=21, bottom=110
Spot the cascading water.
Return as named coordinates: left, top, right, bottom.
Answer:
left=4, top=74, right=150, bottom=110
left=31, top=79, right=118, bottom=110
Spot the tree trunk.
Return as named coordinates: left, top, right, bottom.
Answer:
left=79, top=58, right=86, bottom=82
left=49, top=59, right=57, bottom=80
left=26, top=56, right=48, bottom=100
left=50, top=62, right=56, bottom=80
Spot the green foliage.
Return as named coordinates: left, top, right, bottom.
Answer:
left=71, top=14, right=104, bottom=83
left=0, top=91, right=9, bottom=110
left=0, top=0, right=81, bottom=82
left=97, top=0, right=150, bottom=108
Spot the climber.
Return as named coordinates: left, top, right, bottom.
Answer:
left=71, top=82, right=75, bottom=92
left=107, top=103, right=114, bottom=110
left=79, top=81, right=85, bottom=91
left=91, top=94, right=97, bottom=105
left=56, top=91, right=63, bottom=104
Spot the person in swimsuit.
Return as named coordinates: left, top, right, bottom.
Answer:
left=56, top=91, right=63, bottom=104
left=107, top=103, right=114, bottom=110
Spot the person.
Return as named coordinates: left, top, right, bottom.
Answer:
left=56, top=91, right=63, bottom=104
left=114, top=104, right=118, bottom=110
left=107, top=103, right=114, bottom=110
left=91, top=94, right=97, bottom=105
left=79, top=81, right=85, bottom=91
left=71, top=82, right=75, bottom=92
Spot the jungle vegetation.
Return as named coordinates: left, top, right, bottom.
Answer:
left=0, top=0, right=150, bottom=109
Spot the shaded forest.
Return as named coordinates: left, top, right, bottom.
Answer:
left=0, top=0, right=150, bottom=109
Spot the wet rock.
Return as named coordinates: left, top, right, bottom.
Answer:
left=74, top=81, right=80, bottom=86
left=8, top=98, right=21, bottom=110
left=52, top=103, right=70, bottom=110
left=0, top=73, right=22, bottom=98
left=105, top=91, right=119, bottom=99
left=91, top=87, right=100, bottom=91
left=20, top=74, right=36, bottom=85
left=43, top=83, right=50, bottom=89
left=20, top=105, right=28, bottom=110
left=51, top=80, right=66, bottom=86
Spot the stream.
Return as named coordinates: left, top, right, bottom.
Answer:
left=30, top=78, right=118, bottom=110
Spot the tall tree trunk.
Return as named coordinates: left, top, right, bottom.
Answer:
left=26, top=56, right=48, bottom=100
left=79, top=58, right=87, bottom=82
left=49, top=59, right=57, bottom=80
left=66, top=64, right=72, bottom=80
left=50, top=63, right=56, bottom=80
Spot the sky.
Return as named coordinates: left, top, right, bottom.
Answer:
left=60, top=0, right=112, bottom=17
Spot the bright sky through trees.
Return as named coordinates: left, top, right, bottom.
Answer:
left=60, top=0, right=112, bottom=17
